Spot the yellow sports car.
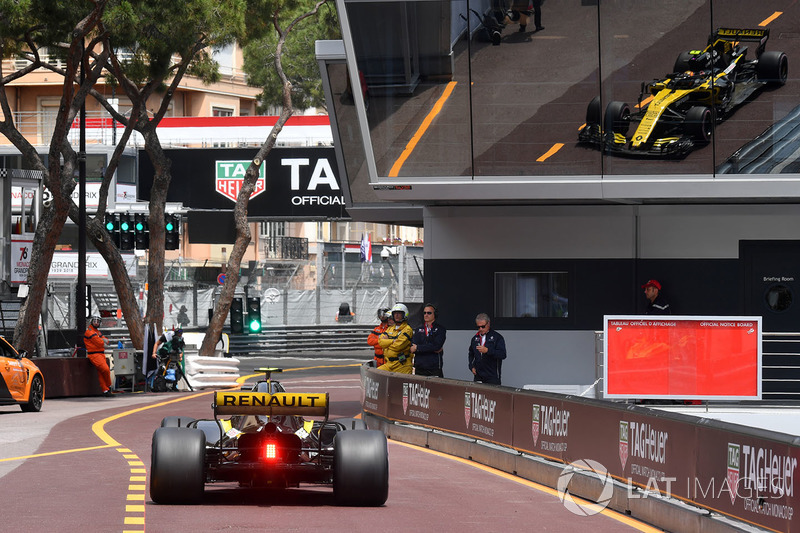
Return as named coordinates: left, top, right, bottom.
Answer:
left=0, top=335, right=44, bottom=412
left=579, top=28, right=788, bottom=157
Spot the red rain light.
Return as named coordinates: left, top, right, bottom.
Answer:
left=264, top=442, right=278, bottom=460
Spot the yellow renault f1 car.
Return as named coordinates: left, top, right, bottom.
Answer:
left=149, top=368, right=388, bottom=506
left=578, top=28, right=788, bottom=157
left=0, top=335, right=44, bottom=412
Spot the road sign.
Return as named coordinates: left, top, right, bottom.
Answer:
left=217, top=273, right=226, bottom=285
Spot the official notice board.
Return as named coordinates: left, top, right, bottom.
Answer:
left=603, top=316, right=761, bottom=400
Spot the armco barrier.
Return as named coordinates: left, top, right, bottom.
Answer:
left=361, top=364, right=798, bottom=533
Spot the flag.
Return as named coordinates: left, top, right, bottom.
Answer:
left=360, top=233, right=372, bottom=263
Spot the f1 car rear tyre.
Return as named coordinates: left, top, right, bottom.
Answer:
left=673, top=51, right=694, bottom=73
left=160, top=416, right=196, bottom=428
left=685, top=106, right=712, bottom=143
left=150, top=427, right=206, bottom=504
left=333, top=430, right=389, bottom=506
left=604, top=101, right=631, bottom=135
left=757, top=51, right=788, bottom=86
left=21, top=374, right=44, bottom=412
left=585, top=96, right=602, bottom=126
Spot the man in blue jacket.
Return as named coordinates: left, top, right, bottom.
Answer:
left=410, top=304, right=447, bottom=377
left=468, top=313, right=506, bottom=385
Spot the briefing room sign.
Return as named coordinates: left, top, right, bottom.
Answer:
left=138, top=147, right=349, bottom=219
left=603, top=315, right=762, bottom=401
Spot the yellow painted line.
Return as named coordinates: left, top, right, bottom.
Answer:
left=128, top=484, right=146, bottom=491
left=760, top=12, right=782, bottom=26
left=391, top=440, right=663, bottom=532
left=536, top=143, right=564, bottom=162
left=124, top=516, right=145, bottom=525
left=127, top=494, right=145, bottom=501
left=122, top=454, right=138, bottom=459
left=389, top=81, right=458, bottom=177
left=126, top=505, right=145, bottom=512
left=130, top=468, right=146, bottom=474
left=0, top=443, right=113, bottom=462
left=127, top=460, right=145, bottom=466
left=130, top=476, right=146, bottom=482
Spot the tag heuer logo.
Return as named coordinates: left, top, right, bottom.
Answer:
left=532, top=405, right=540, bottom=446
left=619, top=422, right=629, bottom=470
left=215, top=161, right=266, bottom=202
left=727, top=443, right=740, bottom=505
left=464, top=392, right=471, bottom=427
left=402, top=383, right=409, bottom=414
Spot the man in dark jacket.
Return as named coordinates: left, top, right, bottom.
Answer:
left=642, top=279, right=671, bottom=315
left=468, top=313, right=507, bottom=385
left=410, top=304, right=446, bottom=377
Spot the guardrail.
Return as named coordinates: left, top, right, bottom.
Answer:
left=362, top=365, right=796, bottom=533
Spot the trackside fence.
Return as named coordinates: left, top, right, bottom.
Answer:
left=362, top=365, right=799, bottom=533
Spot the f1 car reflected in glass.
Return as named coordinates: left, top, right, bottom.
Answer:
left=149, top=368, right=389, bottom=506
left=578, top=28, right=788, bottom=158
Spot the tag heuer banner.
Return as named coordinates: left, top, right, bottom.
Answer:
left=138, top=147, right=348, bottom=219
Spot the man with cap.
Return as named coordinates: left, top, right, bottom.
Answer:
left=642, top=280, right=670, bottom=314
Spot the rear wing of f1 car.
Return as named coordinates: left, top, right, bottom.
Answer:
left=214, top=391, right=329, bottom=417
left=712, top=28, right=769, bottom=54
left=703, top=28, right=770, bottom=64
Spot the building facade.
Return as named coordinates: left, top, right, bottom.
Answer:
left=318, top=0, right=800, bottom=391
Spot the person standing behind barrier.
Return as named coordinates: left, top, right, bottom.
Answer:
left=367, top=307, right=391, bottom=367
left=84, top=315, right=113, bottom=397
left=410, top=304, right=446, bottom=377
left=642, top=279, right=670, bottom=315
left=377, top=303, right=414, bottom=374
left=468, top=313, right=506, bottom=385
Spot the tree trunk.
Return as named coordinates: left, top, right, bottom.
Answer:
left=142, top=128, right=170, bottom=333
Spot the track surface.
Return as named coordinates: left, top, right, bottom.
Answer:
left=0, top=358, right=656, bottom=532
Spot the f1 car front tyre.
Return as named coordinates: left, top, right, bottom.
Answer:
left=757, top=51, right=788, bottom=86
left=160, top=416, right=196, bottom=428
left=685, top=106, right=712, bottom=143
left=21, top=374, right=44, bottom=412
left=604, top=101, right=631, bottom=135
left=333, top=430, right=389, bottom=506
left=150, top=427, right=206, bottom=504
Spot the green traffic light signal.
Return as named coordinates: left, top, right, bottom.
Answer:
left=135, top=222, right=144, bottom=231
left=249, top=319, right=262, bottom=333
left=166, top=221, right=174, bottom=231
left=106, top=221, right=114, bottom=231
left=120, top=221, right=130, bottom=231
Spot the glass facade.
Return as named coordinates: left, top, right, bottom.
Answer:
left=334, top=0, right=799, bottom=181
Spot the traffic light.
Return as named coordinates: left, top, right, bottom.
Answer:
left=134, top=213, right=149, bottom=250
left=104, top=213, right=120, bottom=247
left=119, top=213, right=134, bottom=250
left=165, top=213, right=180, bottom=250
left=247, top=297, right=262, bottom=333
left=230, top=297, right=244, bottom=334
